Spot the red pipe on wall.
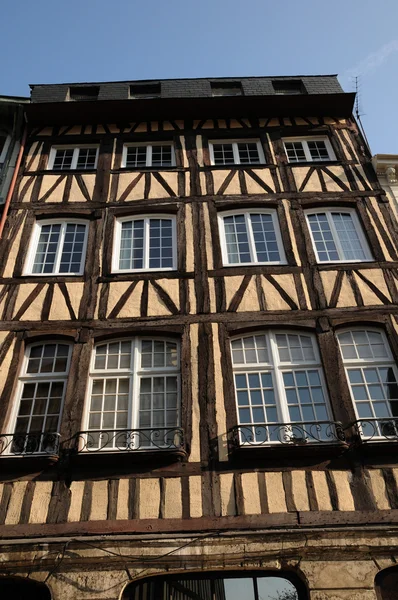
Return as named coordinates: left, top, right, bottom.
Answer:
left=0, top=125, right=28, bottom=239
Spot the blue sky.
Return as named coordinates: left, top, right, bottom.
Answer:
left=2, top=0, right=398, bottom=154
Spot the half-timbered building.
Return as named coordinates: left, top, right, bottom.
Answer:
left=0, top=75, right=398, bottom=599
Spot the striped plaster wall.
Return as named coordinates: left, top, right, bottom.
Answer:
left=0, top=468, right=397, bottom=527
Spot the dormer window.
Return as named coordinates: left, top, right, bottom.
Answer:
left=211, top=82, right=242, bottom=97
left=69, top=86, right=100, bottom=101
left=48, top=146, right=99, bottom=170
left=130, top=83, right=161, bottom=99
left=122, top=143, right=175, bottom=168
left=209, top=140, right=265, bottom=166
left=272, top=80, right=306, bottom=95
left=283, top=137, right=335, bottom=163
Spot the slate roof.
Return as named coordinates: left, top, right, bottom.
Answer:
left=29, top=75, right=344, bottom=103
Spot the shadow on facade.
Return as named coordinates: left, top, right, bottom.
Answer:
left=0, top=576, right=51, bottom=599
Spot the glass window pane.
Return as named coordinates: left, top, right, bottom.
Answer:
left=332, top=213, right=367, bottom=261
left=213, top=143, right=235, bottom=165
left=256, top=577, right=298, bottom=600
left=249, top=213, right=281, bottom=263
left=59, top=223, right=87, bottom=273
left=149, top=218, right=174, bottom=269
left=32, top=223, right=61, bottom=274
left=308, top=213, right=339, bottom=262
left=52, top=148, right=74, bottom=170
left=224, top=579, right=255, bottom=600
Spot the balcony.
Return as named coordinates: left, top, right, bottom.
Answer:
left=229, top=421, right=347, bottom=462
left=231, top=421, right=346, bottom=446
left=0, top=432, right=61, bottom=456
left=349, top=418, right=398, bottom=443
left=70, top=427, right=185, bottom=453
left=61, top=427, right=187, bottom=470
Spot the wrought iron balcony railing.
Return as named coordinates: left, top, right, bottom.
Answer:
left=0, top=432, right=61, bottom=456
left=231, top=421, right=346, bottom=447
left=69, top=427, right=185, bottom=453
left=349, top=418, right=398, bottom=442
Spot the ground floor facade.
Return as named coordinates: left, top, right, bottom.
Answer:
left=0, top=527, right=397, bottom=599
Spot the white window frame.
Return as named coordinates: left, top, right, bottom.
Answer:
left=82, top=337, right=181, bottom=451
left=218, top=209, right=286, bottom=266
left=209, top=139, right=265, bottom=166
left=24, top=218, right=89, bottom=276
left=283, top=136, right=336, bottom=163
left=231, top=330, right=333, bottom=445
left=121, top=142, right=176, bottom=168
left=6, top=341, right=72, bottom=455
left=112, top=214, right=177, bottom=273
left=305, top=208, right=373, bottom=264
left=0, top=134, right=11, bottom=165
left=47, top=145, right=99, bottom=170
left=338, top=327, right=398, bottom=437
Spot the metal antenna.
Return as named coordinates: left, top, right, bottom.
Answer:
left=353, top=75, right=371, bottom=154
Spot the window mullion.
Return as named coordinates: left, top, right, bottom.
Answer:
left=269, top=333, right=290, bottom=424
left=303, top=141, right=312, bottom=162
left=28, top=223, right=41, bottom=274
left=232, top=143, right=240, bottom=164
left=130, top=339, right=139, bottom=432
left=144, top=218, right=150, bottom=269
left=246, top=213, right=257, bottom=262
left=147, top=145, right=152, bottom=167
left=328, top=212, right=345, bottom=260
left=71, top=148, right=79, bottom=170
left=54, top=222, right=66, bottom=273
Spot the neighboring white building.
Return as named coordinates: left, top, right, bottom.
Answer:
left=373, top=153, right=398, bottom=217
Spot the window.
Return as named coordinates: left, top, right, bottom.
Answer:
left=209, top=140, right=265, bottom=166
left=69, top=86, right=100, bottom=101
left=211, top=81, right=243, bottom=96
left=112, top=215, right=176, bottom=272
left=85, top=338, right=180, bottom=450
left=219, top=210, right=286, bottom=266
left=122, top=573, right=304, bottom=600
left=306, top=209, right=372, bottom=263
left=25, top=219, right=88, bottom=275
left=338, top=329, right=398, bottom=439
left=122, top=143, right=175, bottom=168
left=272, top=80, right=306, bottom=95
left=48, top=146, right=99, bottom=170
left=8, top=342, right=71, bottom=454
left=375, top=565, right=398, bottom=600
left=130, top=83, right=161, bottom=98
left=232, top=331, right=333, bottom=444
left=283, top=137, right=335, bottom=163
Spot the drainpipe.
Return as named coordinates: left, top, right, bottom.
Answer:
left=0, top=122, right=28, bottom=238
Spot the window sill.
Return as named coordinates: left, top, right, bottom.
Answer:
left=316, top=260, right=376, bottom=270
left=287, top=160, right=340, bottom=167
left=208, top=265, right=299, bottom=277
left=99, top=271, right=185, bottom=282
left=112, top=166, right=184, bottom=173
left=19, top=273, right=85, bottom=279
left=203, top=164, right=270, bottom=170
left=38, top=169, right=98, bottom=175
